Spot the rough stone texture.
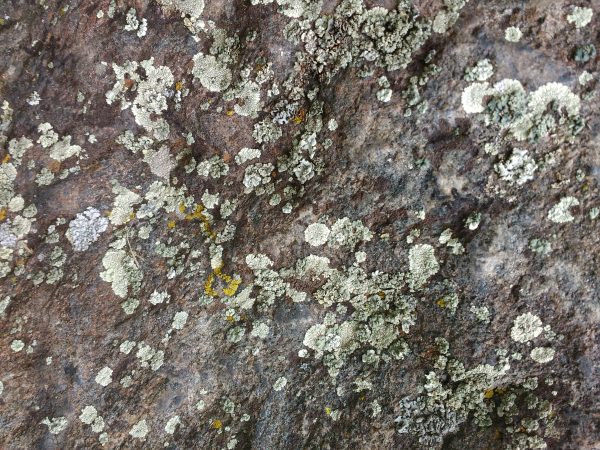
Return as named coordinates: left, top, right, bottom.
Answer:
left=0, top=0, right=598, bottom=449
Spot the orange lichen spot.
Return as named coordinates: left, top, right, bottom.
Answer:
left=185, top=204, right=217, bottom=239
left=222, top=151, right=231, bottom=163
left=0, top=208, right=6, bottom=222
left=175, top=81, right=184, bottom=91
left=226, top=109, right=235, bottom=117
left=222, top=278, right=241, bottom=297
left=211, top=419, right=222, bottom=430
left=293, top=108, right=306, bottom=124
left=484, top=389, right=494, bottom=399
left=2, top=154, right=10, bottom=163
left=167, top=220, right=176, bottom=229
left=204, top=272, right=219, bottom=298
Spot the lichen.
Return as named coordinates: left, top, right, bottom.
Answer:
left=547, top=196, right=579, bottom=223
left=511, top=313, right=544, bottom=343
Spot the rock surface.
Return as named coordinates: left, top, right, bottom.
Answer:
left=0, top=0, right=598, bottom=449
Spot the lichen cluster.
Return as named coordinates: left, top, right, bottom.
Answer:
left=0, top=0, right=597, bottom=448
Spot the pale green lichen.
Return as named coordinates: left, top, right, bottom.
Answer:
left=529, top=238, right=552, bottom=255
left=408, top=244, right=439, bottom=289
left=171, top=311, right=188, bottom=330
left=504, top=26, right=522, bottom=42
left=495, top=148, right=537, bottom=185
left=235, top=147, right=261, bottom=165
left=95, top=366, right=113, bottom=386
left=304, top=222, right=330, bottom=246
left=273, top=376, right=288, bottom=391
left=328, top=217, right=372, bottom=249
left=129, top=419, right=149, bottom=440
left=567, top=6, right=593, bottom=29
left=164, top=415, right=181, bottom=434
left=106, top=58, right=173, bottom=140
left=100, top=249, right=143, bottom=299
left=41, top=416, right=68, bottom=434
left=464, top=59, right=494, bottom=82
left=192, top=53, right=232, bottom=92
left=530, top=347, right=555, bottom=364
left=110, top=184, right=141, bottom=226
left=547, top=196, right=579, bottom=223
left=511, top=313, right=543, bottom=343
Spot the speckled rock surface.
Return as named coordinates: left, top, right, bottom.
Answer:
left=0, top=0, right=599, bottom=449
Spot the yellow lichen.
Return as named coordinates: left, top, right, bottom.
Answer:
left=211, top=419, right=222, bottom=430
left=167, top=220, right=176, bottom=229
left=484, top=389, right=494, bottom=399
left=204, top=263, right=241, bottom=298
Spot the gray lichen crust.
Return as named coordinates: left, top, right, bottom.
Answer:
left=0, top=0, right=598, bottom=449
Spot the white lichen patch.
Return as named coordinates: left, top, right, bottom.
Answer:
left=129, top=419, right=149, bottom=440
left=79, top=406, right=105, bottom=433
left=110, top=184, right=141, bottom=226
left=495, top=148, right=537, bottom=185
left=567, top=6, right=593, bottom=29
left=233, top=80, right=262, bottom=117
left=106, top=59, right=174, bottom=140
left=511, top=313, right=543, bottom=343
left=10, top=339, right=25, bottom=352
left=530, top=347, right=555, bottom=364
left=136, top=342, right=164, bottom=370
left=120, top=340, right=136, bottom=354
left=547, top=196, right=579, bottom=223
left=464, top=59, right=494, bottom=82
left=273, top=376, right=287, bottom=391
left=158, top=0, right=205, bottom=17
left=250, top=321, right=270, bottom=339
left=171, top=311, right=188, bottom=330
left=504, top=26, right=522, bottom=42
left=197, top=155, right=229, bottom=179
left=145, top=146, right=176, bottom=180
left=192, top=53, right=232, bottom=92
left=149, top=290, right=170, bottom=305
left=95, top=366, right=113, bottom=386
left=461, top=82, right=490, bottom=114
left=124, top=8, right=147, bottom=37
left=100, top=249, right=143, bottom=299
left=304, top=222, right=330, bottom=247
left=66, top=207, right=109, bottom=252
left=408, top=244, right=439, bottom=289
left=243, top=163, right=274, bottom=194
left=38, top=123, right=82, bottom=161
left=235, top=147, right=261, bottom=165
left=41, top=416, right=68, bottom=434
left=165, top=415, right=180, bottom=434
left=328, top=217, right=372, bottom=249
